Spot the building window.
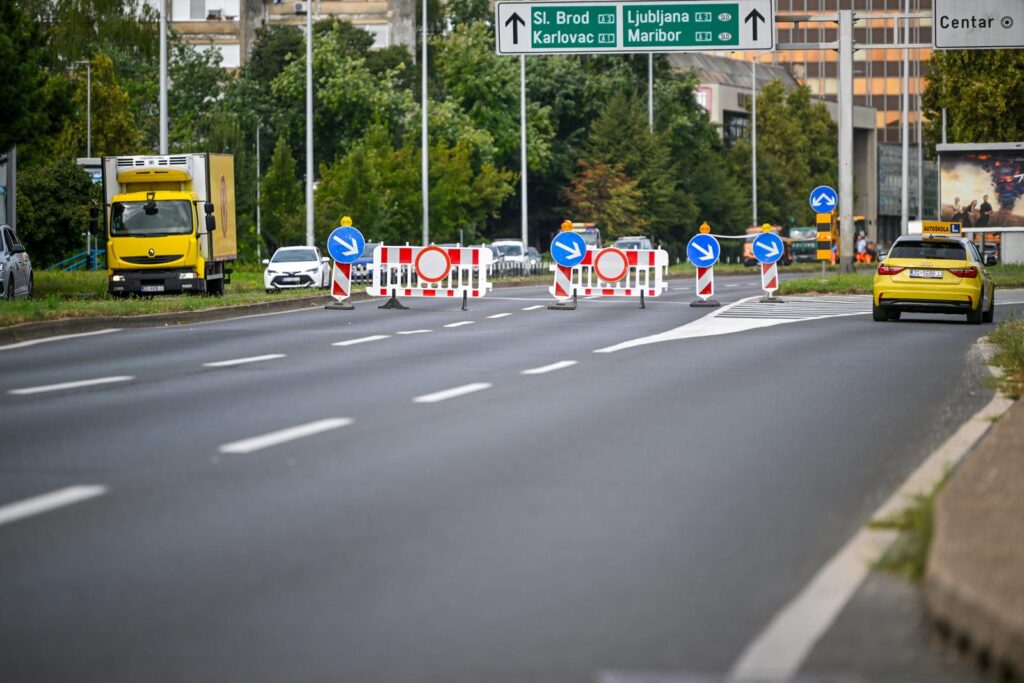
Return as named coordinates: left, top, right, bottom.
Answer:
left=723, top=112, right=749, bottom=149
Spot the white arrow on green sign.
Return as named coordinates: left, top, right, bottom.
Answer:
left=495, top=0, right=774, bottom=55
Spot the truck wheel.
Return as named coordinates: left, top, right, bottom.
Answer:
left=207, top=278, right=224, bottom=296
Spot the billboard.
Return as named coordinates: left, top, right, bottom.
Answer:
left=938, top=144, right=1024, bottom=228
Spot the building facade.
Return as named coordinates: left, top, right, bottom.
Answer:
left=155, top=0, right=414, bottom=69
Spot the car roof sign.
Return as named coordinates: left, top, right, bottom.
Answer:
left=920, top=220, right=962, bottom=237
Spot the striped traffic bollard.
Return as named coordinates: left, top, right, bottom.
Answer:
left=760, top=262, right=784, bottom=303
left=326, top=261, right=355, bottom=310
left=686, top=225, right=721, bottom=307
left=325, top=218, right=365, bottom=311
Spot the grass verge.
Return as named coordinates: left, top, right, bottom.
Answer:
left=0, top=268, right=327, bottom=327
left=777, top=264, right=1024, bottom=297
left=869, top=473, right=950, bottom=583
left=987, top=317, right=1024, bottom=399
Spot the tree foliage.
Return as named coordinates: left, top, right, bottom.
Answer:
left=922, top=49, right=1024, bottom=145
left=15, top=158, right=95, bottom=266
left=729, top=80, right=837, bottom=228
left=57, top=52, right=140, bottom=157
left=260, top=136, right=304, bottom=250
left=0, top=0, right=52, bottom=151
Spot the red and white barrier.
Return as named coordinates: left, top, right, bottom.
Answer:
left=696, top=266, right=714, bottom=300
left=368, top=245, right=494, bottom=301
left=331, top=262, right=352, bottom=302
left=761, top=262, right=779, bottom=294
left=549, top=247, right=668, bottom=302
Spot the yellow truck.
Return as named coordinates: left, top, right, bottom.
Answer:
left=103, top=154, right=236, bottom=296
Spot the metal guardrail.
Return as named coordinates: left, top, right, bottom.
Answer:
left=46, top=249, right=106, bottom=271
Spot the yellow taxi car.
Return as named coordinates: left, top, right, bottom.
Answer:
left=872, top=224, right=996, bottom=324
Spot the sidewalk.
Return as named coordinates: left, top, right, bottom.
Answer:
left=925, top=396, right=1024, bottom=674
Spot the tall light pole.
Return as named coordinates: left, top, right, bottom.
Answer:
left=751, top=55, right=757, bottom=228
left=421, top=0, right=429, bottom=245
left=256, top=120, right=262, bottom=262
left=160, top=0, right=168, bottom=154
left=72, top=61, right=92, bottom=158
left=305, top=0, right=314, bottom=247
left=519, top=55, right=527, bottom=249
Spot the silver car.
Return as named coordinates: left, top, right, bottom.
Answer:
left=0, top=225, right=33, bottom=300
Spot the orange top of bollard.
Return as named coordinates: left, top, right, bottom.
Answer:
left=561, top=220, right=574, bottom=232
left=340, top=216, right=353, bottom=227
left=699, top=222, right=711, bottom=234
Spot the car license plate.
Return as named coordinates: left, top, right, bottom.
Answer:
left=909, top=269, right=943, bottom=279
left=280, top=277, right=300, bottom=283
left=140, top=285, right=164, bottom=292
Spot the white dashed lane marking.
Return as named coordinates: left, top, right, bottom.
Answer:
left=8, top=375, right=134, bottom=396
left=219, top=418, right=354, bottom=454
left=413, top=383, right=492, bottom=404
left=333, top=335, right=390, bottom=347
left=0, top=486, right=108, bottom=527
left=203, top=354, right=285, bottom=368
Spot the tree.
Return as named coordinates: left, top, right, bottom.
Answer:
left=0, top=0, right=50, bottom=151
left=922, top=49, right=1024, bottom=145
left=260, top=136, right=304, bottom=249
left=56, top=52, right=140, bottom=157
left=16, top=158, right=95, bottom=266
left=563, top=161, right=648, bottom=239
left=656, top=73, right=748, bottom=236
left=729, top=80, right=837, bottom=228
left=581, top=92, right=689, bottom=247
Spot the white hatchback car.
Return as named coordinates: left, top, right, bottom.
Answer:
left=263, top=246, right=330, bottom=293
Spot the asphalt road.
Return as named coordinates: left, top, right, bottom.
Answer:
left=1, top=275, right=1020, bottom=682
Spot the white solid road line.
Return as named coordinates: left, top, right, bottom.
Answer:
left=0, top=328, right=121, bottom=352
left=521, top=360, right=578, bottom=375
left=333, top=335, right=390, bottom=347
left=0, top=485, right=108, bottom=527
left=397, top=329, right=432, bottom=335
left=203, top=354, right=285, bottom=368
left=219, top=417, right=354, bottom=454
left=487, top=313, right=513, bottom=319
left=728, top=386, right=1016, bottom=681
left=521, top=305, right=545, bottom=311
left=413, top=383, right=492, bottom=404
left=8, top=375, right=134, bottom=396
left=444, top=321, right=475, bottom=328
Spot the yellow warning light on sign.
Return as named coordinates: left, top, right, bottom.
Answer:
left=340, top=216, right=353, bottom=227
left=561, top=220, right=573, bottom=232
left=699, top=222, right=711, bottom=234
left=761, top=223, right=773, bottom=233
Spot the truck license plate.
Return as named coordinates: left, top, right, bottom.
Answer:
left=141, top=285, right=165, bottom=292
left=909, top=269, right=943, bottom=279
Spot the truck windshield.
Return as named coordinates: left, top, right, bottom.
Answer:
left=112, top=200, right=193, bottom=237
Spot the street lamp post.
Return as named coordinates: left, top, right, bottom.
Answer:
left=304, top=1, right=314, bottom=247
left=256, top=120, right=262, bottom=262
left=160, top=0, right=168, bottom=154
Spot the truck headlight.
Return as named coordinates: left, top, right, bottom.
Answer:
left=111, top=274, right=125, bottom=282
left=178, top=272, right=196, bottom=280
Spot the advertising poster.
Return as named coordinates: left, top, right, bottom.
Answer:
left=939, top=149, right=1024, bottom=228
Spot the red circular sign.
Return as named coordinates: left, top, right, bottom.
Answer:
left=594, top=247, right=629, bottom=283
left=415, top=246, right=452, bottom=283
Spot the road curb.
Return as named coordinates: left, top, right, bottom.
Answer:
left=0, top=293, right=369, bottom=345
left=925, top=390, right=1024, bottom=675
left=0, top=277, right=561, bottom=345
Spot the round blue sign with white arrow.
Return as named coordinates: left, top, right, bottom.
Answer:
left=809, top=185, right=838, bottom=214
left=327, top=225, right=365, bottom=264
left=550, top=231, right=587, bottom=268
left=686, top=233, right=721, bottom=268
left=752, top=231, right=785, bottom=265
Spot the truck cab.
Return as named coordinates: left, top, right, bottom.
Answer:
left=105, top=154, right=236, bottom=296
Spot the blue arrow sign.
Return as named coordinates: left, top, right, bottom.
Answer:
left=550, top=231, right=587, bottom=268
left=809, top=185, right=838, bottom=214
left=327, top=226, right=365, bottom=264
left=686, top=233, right=721, bottom=267
left=752, top=231, right=785, bottom=265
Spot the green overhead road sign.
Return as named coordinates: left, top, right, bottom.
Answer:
left=496, top=0, right=774, bottom=55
